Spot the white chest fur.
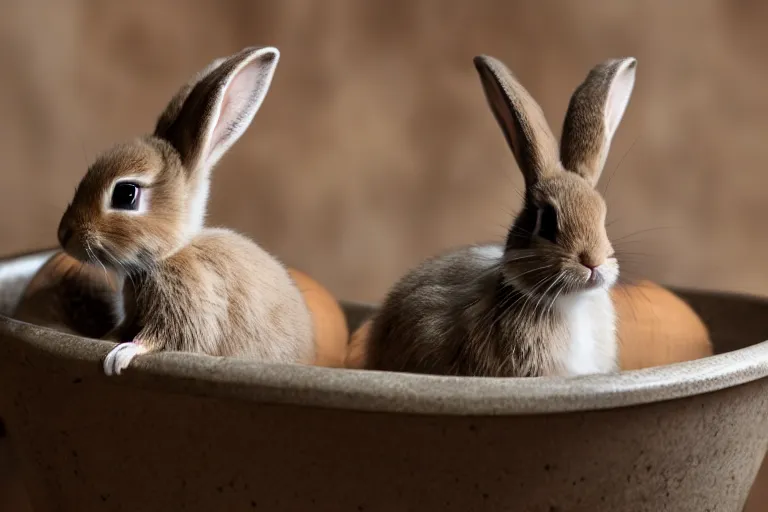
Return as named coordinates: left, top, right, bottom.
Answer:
left=468, top=244, right=618, bottom=376
left=556, top=289, right=618, bottom=375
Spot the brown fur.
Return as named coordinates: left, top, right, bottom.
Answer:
left=60, top=139, right=188, bottom=266
left=116, top=229, right=311, bottom=361
left=561, top=59, right=636, bottom=185
left=367, top=246, right=574, bottom=376
left=366, top=55, right=637, bottom=377
left=57, top=46, right=314, bottom=364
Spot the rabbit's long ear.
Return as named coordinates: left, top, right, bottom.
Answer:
left=154, top=57, right=226, bottom=138
left=560, top=58, right=636, bottom=187
left=474, top=55, right=559, bottom=189
left=154, top=46, right=279, bottom=177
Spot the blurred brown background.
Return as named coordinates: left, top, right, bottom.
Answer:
left=1, top=0, right=767, bottom=304
left=1, top=1, right=768, bottom=510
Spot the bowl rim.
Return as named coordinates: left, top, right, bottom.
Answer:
left=2, top=248, right=768, bottom=416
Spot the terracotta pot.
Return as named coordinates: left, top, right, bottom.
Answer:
left=2, top=249, right=768, bottom=512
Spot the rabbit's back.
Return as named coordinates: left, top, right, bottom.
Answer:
left=136, top=228, right=314, bottom=363
left=367, top=244, right=555, bottom=376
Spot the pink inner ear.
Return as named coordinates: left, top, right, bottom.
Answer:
left=209, top=64, right=260, bottom=153
left=205, top=56, right=275, bottom=169
left=603, top=61, right=636, bottom=140
left=216, top=93, right=233, bottom=143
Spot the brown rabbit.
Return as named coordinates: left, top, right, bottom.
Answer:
left=57, top=46, right=314, bottom=375
left=365, top=55, right=638, bottom=377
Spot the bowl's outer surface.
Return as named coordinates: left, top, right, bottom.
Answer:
left=2, top=250, right=768, bottom=512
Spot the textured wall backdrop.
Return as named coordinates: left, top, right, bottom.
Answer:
left=0, top=0, right=767, bottom=302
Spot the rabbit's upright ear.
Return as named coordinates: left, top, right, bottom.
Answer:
left=560, top=58, right=637, bottom=187
left=154, top=46, right=280, bottom=177
left=473, top=55, right=560, bottom=189
left=155, top=57, right=226, bottom=138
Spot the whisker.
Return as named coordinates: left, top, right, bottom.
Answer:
left=612, top=240, right=656, bottom=248
left=533, top=273, right=564, bottom=319
left=86, top=240, right=110, bottom=286
left=511, top=264, right=554, bottom=280
left=99, top=244, right=136, bottom=292
left=516, top=275, right=553, bottom=320
left=475, top=264, right=551, bottom=334
left=611, top=226, right=680, bottom=243
left=502, top=255, right=540, bottom=266
left=602, top=135, right=639, bottom=200
left=507, top=225, right=534, bottom=237
left=484, top=282, right=536, bottom=335
left=547, top=280, right=566, bottom=317
left=512, top=272, right=553, bottom=314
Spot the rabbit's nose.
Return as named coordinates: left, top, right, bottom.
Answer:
left=579, top=253, right=602, bottom=271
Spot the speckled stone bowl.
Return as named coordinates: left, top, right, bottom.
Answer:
left=2, top=249, right=768, bottom=512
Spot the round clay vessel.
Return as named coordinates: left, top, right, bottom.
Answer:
left=1, top=249, right=768, bottom=512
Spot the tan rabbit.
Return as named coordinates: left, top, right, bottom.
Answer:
left=13, top=250, right=351, bottom=368
left=364, top=55, right=638, bottom=377
left=56, top=46, right=314, bottom=376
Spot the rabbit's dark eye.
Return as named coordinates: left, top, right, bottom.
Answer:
left=535, top=203, right=558, bottom=243
left=111, top=182, right=141, bottom=211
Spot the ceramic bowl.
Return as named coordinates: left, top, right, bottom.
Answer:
left=2, top=249, right=768, bottom=512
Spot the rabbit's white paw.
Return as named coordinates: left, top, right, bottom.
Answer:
left=103, top=342, right=147, bottom=376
